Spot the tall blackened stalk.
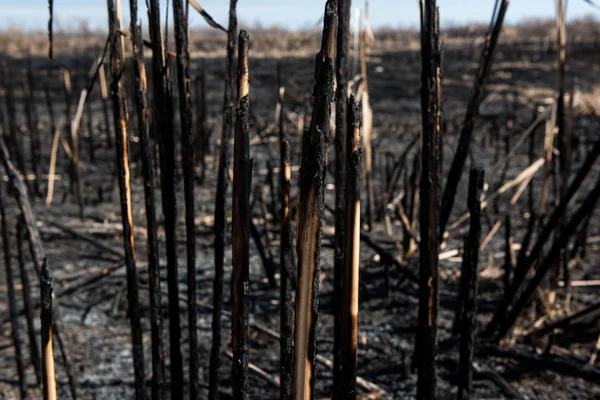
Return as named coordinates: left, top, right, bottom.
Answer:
left=106, top=0, right=146, bottom=397
left=339, top=96, right=361, bottom=400
left=279, top=139, right=294, bottom=400
left=416, top=2, right=441, bottom=399
left=209, top=1, right=237, bottom=398
left=456, top=168, right=484, bottom=400
left=231, top=30, right=251, bottom=400
left=333, top=1, right=351, bottom=397
left=25, top=62, right=42, bottom=197
left=292, top=2, right=337, bottom=398
left=1, top=62, right=29, bottom=193
left=147, top=0, right=183, bottom=395
left=439, top=0, right=508, bottom=236
left=41, top=259, right=56, bottom=400
left=17, top=217, right=43, bottom=385
left=172, top=0, right=200, bottom=396
left=1, top=184, right=27, bottom=399
left=129, top=0, right=164, bottom=398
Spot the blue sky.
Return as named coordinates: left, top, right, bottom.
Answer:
left=2, top=0, right=599, bottom=31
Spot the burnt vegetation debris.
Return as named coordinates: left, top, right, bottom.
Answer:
left=1, top=0, right=600, bottom=399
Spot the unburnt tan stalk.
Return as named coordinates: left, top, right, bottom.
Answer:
left=339, top=96, right=361, bottom=399
left=333, top=1, right=351, bottom=396
left=128, top=0, right=164, bottom=398
left=41, top=259, right=56, bottom=400
left=292, top=2, right=337, bottom=398
left=231, top=30, right=251, bottom=400
left=209, top=1, right=237, bottom=398
left=106, top=0, right=146, bottom=397
left=416, top=2, right=441, bottom=399
left=279, top=139, right=294, bottom=400
left=172, top=0, right=199, bottom=396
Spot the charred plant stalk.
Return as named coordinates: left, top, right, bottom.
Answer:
left=25, top=63, right=42, bottom=197
left=45, top=84, right=57, bottom=143
left=333, top=0, right=351, bottom=396
left=249, top=217, right=277, bottom=286
left=556, top=0, right=567, bottom=192
left=63, top=70, right=75, bottom=193
left=2, top=61, right=30, bottom=193
left=339, top=96, right=361, bottom=399
left=128, top=0, right=164, bottom=398
left=292, top=2, right=336, bottom=398
left=209, top=2, right=237, bottom=398
left=279, top=139, right=294, bottom=400
left=17, top=217, right=43, bottom=385
left=231, top=30, right=251, bottom=400
left=70, top=91, right=86, bottom=219
left=503, top=213, right=513, bottom=294
left=106, top=0, right=146, bottom=397
left=48, top=0, right=53, bottom=58
left=195, top=66, right=208, bottom=183
left=360, top=19, right=375, bottom=233
left=416, top=2, right=441, bottom=399
left=147, top=0, right=183, bottom=394
left=99, top=65, right=113, bottom=148
left=439, top=0, right=508, bottom=236
left=41, top=259, right=56, bottom=400
left=172, top=0, right=199, bottom=396
left=86, top=106, right=95, bottom=162
left=456, top=167, right=484, bottom=400
left=1, top=184, right=28, bottom=399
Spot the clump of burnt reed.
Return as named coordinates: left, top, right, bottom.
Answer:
left=484, top=137, right=600, bottom=340
left=416, top=1, right=441, bottom=399
left=338, top=96, right=362, bottom=400
left=128, top=0, right=165, bottom=398
left=106, top=0, right=146, bottom=397
left=292, top=1, right=336, bottom=398
left=495, top=171, right=600, bottom=342
left=439, top=0, right=509, bottom=237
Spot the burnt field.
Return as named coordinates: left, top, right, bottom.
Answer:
left=0, top=1, right=599, bottom=399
